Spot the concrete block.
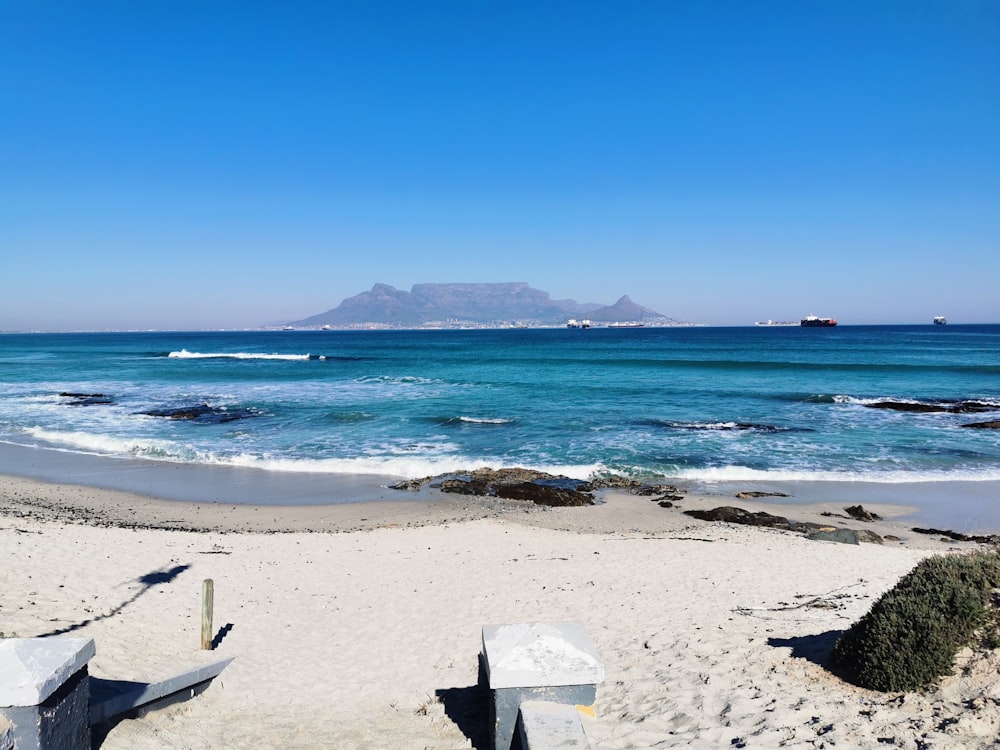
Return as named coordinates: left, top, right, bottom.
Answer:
left=1, top=667, right=91, bottom=750
left=517, top=701, right=590, bottom=750
left=481, top=623, right=603, bottom=750
left=0, top=639, right=95, bottom=708
left=482, top=623, right=604, bottom=690
left=0, top=638, right=95, bottom=750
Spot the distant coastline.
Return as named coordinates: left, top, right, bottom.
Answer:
left=8, top=322, right=1000, bottom=334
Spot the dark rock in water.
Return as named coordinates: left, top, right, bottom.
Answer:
left=947, top=400, right=998, bottom=414
left=911, top=527, right=1000, bottom=544
left=865, top=399, right=998, bottom=415
left=494, top=482, right=594, bottom=507
left=583, top=475, right=638, bottom=490
left=865, top=401, right=948, bottom=413
left=736, top=491, right=790, bottom=499
left=807, top=528, right=860, bottom=545
left=844, top=505, right=882, bottom=522
left=630, top=484, right=672, bottom=496
left=139, top=404, right=256, bottom=424
left=962, top=420, right=1000, bottom=429
left=387, top=478, right=429, bottom=492
left=60, top=392, right=113, bottom=406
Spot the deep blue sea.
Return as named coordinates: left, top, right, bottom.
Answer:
left=1, top=326, right=998, bottom=494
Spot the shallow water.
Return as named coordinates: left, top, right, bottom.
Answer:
left=1, top=326, right=997, bottom=525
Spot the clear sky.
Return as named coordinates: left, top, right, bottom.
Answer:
left=2, top=1, right=998, bottom=330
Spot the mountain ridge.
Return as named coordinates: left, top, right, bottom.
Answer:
left=293, top=283, right=675, bottom=327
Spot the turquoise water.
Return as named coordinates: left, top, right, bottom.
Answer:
left=1, top=326, right=998, bottom=488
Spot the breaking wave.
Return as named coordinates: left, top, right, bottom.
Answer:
left=168, top=349, right=316, bottom=361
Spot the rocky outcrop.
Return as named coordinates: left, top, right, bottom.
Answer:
left=436, top=469, right=595, bottom=506
left=962, top=420, right=1000, bottom=429
left=844, top=505, right=882, bottom=522
left=684, top=506, right=803, bottom=531
left=492, top=482, right=594, bottom=507
left=911, top=527, right=1000, bottom=544
left=683, top=506, right=883, bottom=544
left=388, top=468, right=684, bottom=508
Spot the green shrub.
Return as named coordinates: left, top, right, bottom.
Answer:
left=830, top=551, right=1000, bottom=692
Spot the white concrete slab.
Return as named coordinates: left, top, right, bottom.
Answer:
left=518, top=701, right=590, bottom=750
left=0, top=638, right=95, bottom=707
left=89, top=657, right=234, bottom=725
left=482, top=622, right=604, bottom=689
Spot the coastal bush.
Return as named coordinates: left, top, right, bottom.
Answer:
left=830, top=551, right=1000, bottom=692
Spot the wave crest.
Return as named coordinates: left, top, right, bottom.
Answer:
left=168, top=349, right=314, bottom=361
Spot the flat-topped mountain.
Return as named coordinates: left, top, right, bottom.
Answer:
left=293, top=283, right=674, bottom=327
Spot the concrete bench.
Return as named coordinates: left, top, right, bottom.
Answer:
left=481, top=622, right=603, bottom=750
left=1, top=638, right=231, bottom=749
left=517, top=701, right=590, bottom=750
left=89, top=657, right=234, bottom=726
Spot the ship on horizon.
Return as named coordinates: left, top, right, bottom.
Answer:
left=801, top=315, right=838, bottom=327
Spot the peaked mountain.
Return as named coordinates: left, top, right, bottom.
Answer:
left=586, top=295, right=663, bottom=322
left=293, top=283, right=669, bottom=327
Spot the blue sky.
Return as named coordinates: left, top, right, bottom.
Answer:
left=2, top=1, right=998, bottom=330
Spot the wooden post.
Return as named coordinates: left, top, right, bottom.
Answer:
left=201, top=579, right=214, bottom=650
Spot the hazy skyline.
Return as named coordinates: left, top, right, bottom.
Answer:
left=3, top=1, right=998, bottom=331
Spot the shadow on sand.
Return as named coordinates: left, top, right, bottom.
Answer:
left=436, top=658, right=490, bottom=750
left=767, top=629, right=845, bottom=668
left=36, top=564, right=192, bottom=638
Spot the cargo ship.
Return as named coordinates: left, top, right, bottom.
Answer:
left=800, top=315, right=838, bottom=327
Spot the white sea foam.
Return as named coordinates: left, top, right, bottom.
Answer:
left=205, top=454, right=607, bottom=480
left=674, top=465, right=1000, bottom=484
left=168, top=349, right=313, bottom=361
left=12, top=428, right=608, bottom=480
left=22, top=427, right=185, bottom=459
left=456, top=416, right=514, bottom=424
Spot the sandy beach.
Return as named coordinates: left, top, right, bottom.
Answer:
left=2, top=474, right=999, bottom=749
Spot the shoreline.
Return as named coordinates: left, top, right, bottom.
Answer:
left=1, top=439, right=998, bottom=533
left=0, top=470, right=982, bottom=553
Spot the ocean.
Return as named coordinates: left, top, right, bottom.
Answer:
left=1, top=326, right=998, bottom=528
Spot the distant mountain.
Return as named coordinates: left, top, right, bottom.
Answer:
left=292, top=283, right=673, bottom=327
left=586, top=295, right=663, bottom=322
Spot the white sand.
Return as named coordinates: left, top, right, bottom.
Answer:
left=2, top=476, right=999, bottom=749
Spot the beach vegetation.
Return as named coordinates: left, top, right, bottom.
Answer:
left=830, top=550, right=1000, bottom=692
